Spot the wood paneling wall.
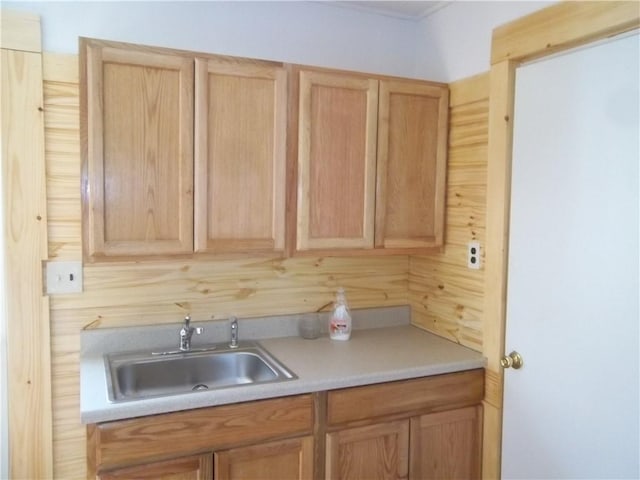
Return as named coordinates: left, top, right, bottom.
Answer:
left=42, top=52, right=488, bottom=479
left=42, top=53, right=408, bottom=479
left=2, top=10, right=53, bottom=479
left=409, top=73, right=489, bottom=352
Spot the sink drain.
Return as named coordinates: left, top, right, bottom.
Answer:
left=192, top=384, right=209, bottom=391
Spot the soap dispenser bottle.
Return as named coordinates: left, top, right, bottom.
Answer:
left=329, top=287, right=352, bottom=340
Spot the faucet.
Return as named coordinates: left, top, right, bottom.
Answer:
left=229, top=316, right=239, bottom=349
left=179, top=315, right=203, bottom=352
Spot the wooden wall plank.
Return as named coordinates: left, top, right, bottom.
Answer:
left=1, top=26, right=53, bottom=480
left=449, top=72, right=489, bottom=107
left=482, top=58, right=516, bottom=480
left=44, top=79, right=82, bottom=263
left=0, top=9, right=41, bottom=52
left=491, top=1, right=640, bottom=64
left=50, top=256, right=409, bottom=328
left=408, top=78, right=488, bottom=352
left=43, top=53, right=79, bottom=83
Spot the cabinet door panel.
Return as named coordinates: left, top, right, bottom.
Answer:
left=99, top=453, right=213, bottom=480
left=326, top=420, right=409, bottom=480
left=410, top=406, right=482, bottom=480
left=83, top=42, right=194, bottom=257
left=297, top=71, right=378, bottom=250
left=215, top=436, right=313, bottom=480
left=194, top=59, right=287, bottom=254
left=376, top=80, right=448, bottom=249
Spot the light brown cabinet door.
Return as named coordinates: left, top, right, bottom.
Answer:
left=99, top=454, right=213, bottom=480
left=409, top=406, right=482, bottom=480
left=82, top=40, right=194, bottom=258
left=326, top=420, right=409, bottom=480
left=215, top=436, right=314, bottom=480
left=296, top=70, right=378, bottom=251
left=376, top=80, right=448, bottom=250
left=194, top=59, right=287, bottom=254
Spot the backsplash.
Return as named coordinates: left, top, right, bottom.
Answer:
left=81, top=305, right=411, bottom=356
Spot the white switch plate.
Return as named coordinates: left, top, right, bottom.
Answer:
left=467, top=241, right=481, bottom=269
left=46, top=261, right=83, bottom=294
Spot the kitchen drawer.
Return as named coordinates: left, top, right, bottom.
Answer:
left=326, top=369, right=483, bottom=426
left=90, top=394, right=314, bottom=471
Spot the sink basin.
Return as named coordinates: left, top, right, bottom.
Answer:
left=105, top=342, right=296, bottom=402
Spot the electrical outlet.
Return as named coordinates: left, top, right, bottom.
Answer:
left=468, top=241, right=481, bottom=269
left=46, top=261, right=83, bottom=294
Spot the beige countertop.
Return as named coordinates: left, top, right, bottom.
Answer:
left=80, top=307, right=485, bottom=424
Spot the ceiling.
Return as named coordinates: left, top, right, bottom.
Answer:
left=331, top=1, right=451, bottom=20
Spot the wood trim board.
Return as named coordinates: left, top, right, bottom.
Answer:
left=1, top=11, right=53, bottom=479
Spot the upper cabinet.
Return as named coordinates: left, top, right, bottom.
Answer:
left=81, top=39, right=447, bottom=261
left=293, top=68, right=448, bottom=256
left=81, top=41, right=195, bottom=258
left=376, top=80, right=448, bottom=250
left=194, top=59, right=287, bottom=254
left=81, top=39, right=287, bottom=260
left=296, top=70, right=379, bottom=251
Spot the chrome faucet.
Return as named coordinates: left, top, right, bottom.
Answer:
left=229, top=316, right=239, bottom=349
left=179, top=315, right=203, bottom=352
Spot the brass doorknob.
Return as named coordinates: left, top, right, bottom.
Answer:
left=501, top=351, right=524, bottom=369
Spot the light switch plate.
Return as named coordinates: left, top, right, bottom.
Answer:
left=46, top=261, right=83, bottom=294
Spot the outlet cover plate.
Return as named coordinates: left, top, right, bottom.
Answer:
left=468, top=241, right=481, bottom=270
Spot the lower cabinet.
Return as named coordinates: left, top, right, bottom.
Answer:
left=98, top=454, right=213, bottom=480
left=324, top=369, right=484, bottom=480
left=216, top=436, right=314, bottom=480
left=410, top=406, right=482, bottom=479
left=88, top=394, right=314, bottom=480
left=325, top=407, right=482, bottom=480
left=326, top=420, right=410, bottom=479
left=88, top=370, right=484, bottom=480
left=96, top=438, right=314, bottom=480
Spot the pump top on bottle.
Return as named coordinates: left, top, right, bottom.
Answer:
left=329, top=287, right=352, bottom=340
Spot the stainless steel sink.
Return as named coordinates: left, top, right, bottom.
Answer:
left=105, top=342, right=296, bottom=402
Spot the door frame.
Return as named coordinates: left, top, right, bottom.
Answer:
left=482, top=2, right=640, bottom=478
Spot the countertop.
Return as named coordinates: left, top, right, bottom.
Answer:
left=80, top=306, right=485, bottom=424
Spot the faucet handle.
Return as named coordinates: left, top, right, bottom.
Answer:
left=184, top=314, right=191, bottom=328
left=229, top=316, right=239, bottom=348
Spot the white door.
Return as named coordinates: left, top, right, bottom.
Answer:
left=501, top=32, right=639, bottom=479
